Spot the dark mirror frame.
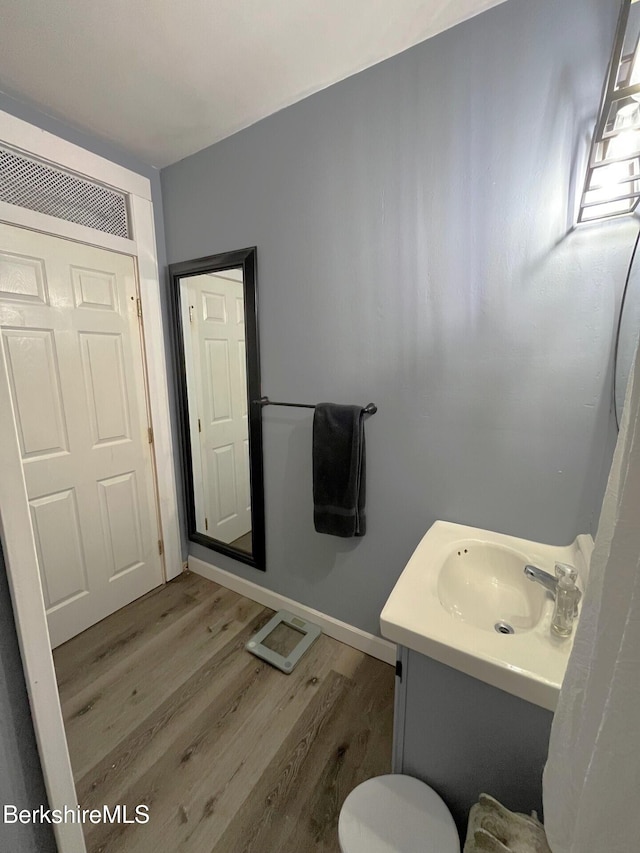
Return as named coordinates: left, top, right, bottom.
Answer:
left=169, top=247, right=266, bottom=571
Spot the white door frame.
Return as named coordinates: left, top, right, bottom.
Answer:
left=0, top=110, right=182, bottom=853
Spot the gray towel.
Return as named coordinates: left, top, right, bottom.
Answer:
left=312, top=403, right=366, bottom=537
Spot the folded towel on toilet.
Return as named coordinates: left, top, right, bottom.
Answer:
left=464, top=794, right=552, bottom=853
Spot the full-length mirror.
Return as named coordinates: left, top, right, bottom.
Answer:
left=170, top=248, right=265, bottom=570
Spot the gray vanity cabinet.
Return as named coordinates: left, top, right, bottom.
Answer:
left=392, top=646, right=554, bottom=839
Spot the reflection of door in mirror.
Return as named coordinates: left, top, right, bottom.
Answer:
left=179, top=269, right=251, bottom=553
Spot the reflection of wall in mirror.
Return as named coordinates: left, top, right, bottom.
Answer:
left=181, top=270, right=251, bottom=547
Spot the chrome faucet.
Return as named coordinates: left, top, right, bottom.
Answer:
left=523, top=564, right=559, bottom=595
left=524, top=562, right=582, bottom=616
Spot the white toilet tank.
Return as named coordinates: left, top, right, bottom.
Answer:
left=338, top=774, right=460, bottom=853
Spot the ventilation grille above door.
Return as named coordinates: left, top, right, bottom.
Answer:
left=0, top=146, right=130, bottom=238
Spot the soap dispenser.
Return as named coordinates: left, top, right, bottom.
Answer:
left=551, top=563, right=581, bottom=638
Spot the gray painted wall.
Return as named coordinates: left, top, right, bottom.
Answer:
left=0, top=541, right=56, bottom=852
left=162, top=0, right=629, bottom=636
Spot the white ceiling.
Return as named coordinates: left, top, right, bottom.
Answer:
left=0, top=0, right=508, bottom=168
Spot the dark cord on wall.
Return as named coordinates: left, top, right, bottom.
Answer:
left=613, top=225, right=640, bottom=431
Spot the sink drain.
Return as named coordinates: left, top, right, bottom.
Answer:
left=494, top=621, right=515, bottom=635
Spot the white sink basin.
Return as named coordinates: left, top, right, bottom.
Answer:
left=437, top=540, right=546, bottom=633
left=380, top=521, right=593, bottom=710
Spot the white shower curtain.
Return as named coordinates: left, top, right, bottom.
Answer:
left=543, top=341, right=640, bottom=853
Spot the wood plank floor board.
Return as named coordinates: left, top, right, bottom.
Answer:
left=59, top=581, right=240, bottom=722
left=168, top=667, right=350, bottom=853
left=53, top=573, right=394, bottom=853
left=214, top=653, right=394, bottom=853
left=101, top=636, right=354, bottom=853
left=83, top=655, right=276, bottom=853
left=61, top=590, right=263, bottom=777
left=211, top=669, right=352, bottom=853
left=54, top=573, right=212, bottom=697
left=85, top=639, right=351, bottom=853
left=60, top=580, right=242, bottom=717
left=277, top=654, right=395, bottom=853
left=75, top=608, right=276, bottom=810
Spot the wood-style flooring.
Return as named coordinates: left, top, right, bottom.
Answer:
left=53, top=572, right=394, bottom=853
left=229, top=531, right=252, bottom=554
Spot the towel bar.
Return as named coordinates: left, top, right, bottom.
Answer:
left=255, top=396, right=377, bottom=415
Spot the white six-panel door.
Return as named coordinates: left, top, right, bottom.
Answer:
left=0, top=222, right=163, bottom=648
left=188, top=271, right=251, bottom=543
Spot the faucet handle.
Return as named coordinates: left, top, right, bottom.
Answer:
left=555, top=562, right=577, bottom=583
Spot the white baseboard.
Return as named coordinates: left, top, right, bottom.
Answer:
left=188, top=556, right=396, bottom=666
